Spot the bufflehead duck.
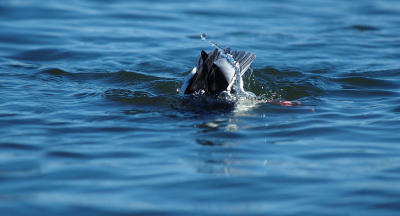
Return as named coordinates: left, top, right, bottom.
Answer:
left=181, top=47, right=256, bottom=96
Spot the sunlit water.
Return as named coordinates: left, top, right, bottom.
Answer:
left=1, top=0, right=400, bottom=215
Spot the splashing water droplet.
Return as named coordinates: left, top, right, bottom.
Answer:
left=200, top=33, right=207, bottom=41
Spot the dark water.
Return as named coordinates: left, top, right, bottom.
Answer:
left=1, top=0, right=400, bottom=215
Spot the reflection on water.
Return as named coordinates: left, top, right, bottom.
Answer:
left=194, top=102, right=262, bottom=176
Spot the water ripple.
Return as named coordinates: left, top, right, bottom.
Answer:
left=1, top=0, right=400, bottom=215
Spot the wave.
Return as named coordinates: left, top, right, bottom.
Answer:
left=33, top=66, right=400, bottom=119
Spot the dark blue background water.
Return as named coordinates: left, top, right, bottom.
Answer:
left=1, top=0, right=400, bottom=215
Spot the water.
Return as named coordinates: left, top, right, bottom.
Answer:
left=1, top=0, right=400, bottom=215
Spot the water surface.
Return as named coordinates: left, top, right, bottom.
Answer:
left=1, top=0, right=400, bottom=215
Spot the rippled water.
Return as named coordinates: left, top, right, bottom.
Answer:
left=1, top=0, right=400, bottom=215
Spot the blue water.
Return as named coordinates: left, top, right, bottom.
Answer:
left=1, top=0, right=400, bottom=215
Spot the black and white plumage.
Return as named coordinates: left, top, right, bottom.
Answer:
left=181, top=48, right=256, bottom=95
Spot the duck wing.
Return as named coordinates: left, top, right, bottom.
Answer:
left=223, top=48, right=256, bottom=76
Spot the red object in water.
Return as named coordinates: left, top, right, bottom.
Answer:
left=266, top=100, right=301, bottom=106
left=266, top=100, right=315, bottom=112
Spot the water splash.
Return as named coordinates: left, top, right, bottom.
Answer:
left=200, top=33, right=207, bottom=41
left=198, top=34, right=305, bottom=111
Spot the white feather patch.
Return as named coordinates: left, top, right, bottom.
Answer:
left=180, top=67, right=197, bottom=95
